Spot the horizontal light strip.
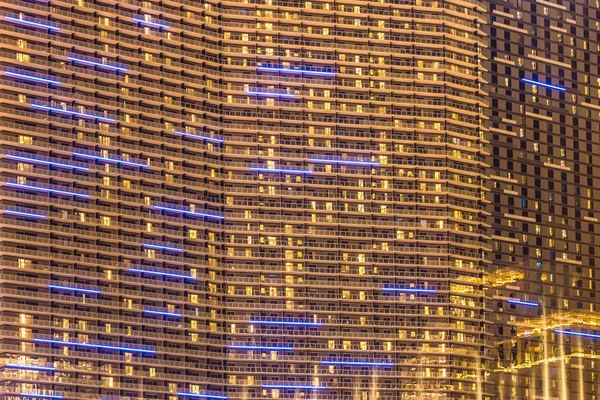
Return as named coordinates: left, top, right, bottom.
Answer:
left=31, top=104, right=116, bottom=122
left=322, top=360, right=394, bottom=366
left=250, top=167, right=312, bottom=174
left=247, top=90, right=295, bottom=97
left=20, top=394, right=62, bottom=399
left=132, top=18, right=169, bottom=28
left=262, top=385, right=326, bottom=390
left=72, top=153, right=147, bottom=167
left=555, top=330, right=600, bottom=339
left=144, top=310, right=182, bottom=317
left=143, top=243, right=183, bottom=252
left=177, top=393, right=227, bottom=400
left=154, top=205, right=224, bottom=220
left=3, top=71, right=61, bottom=84
left=309, top=158, right=380, bottom=166
left=229, top=345, right=294, bottom=351
left=249, top=320, right=323, bottom=326
left=5, top=182, right=90, bottom=198
left=522, top=78, right=566, bottom=91
left=129, top=267, right=196, bottom=280
left=67, top=56, right=128, bottom=72
left=34, top=338, right=156, bottom=353
left=5, top=364, right=55, bottom=371
left=6, top=154, right=89, bottom=171
left=5, top=16, right=60, bottom=30
left=508, top=299, right=539, bottom=307
left=3, top=209, right=46, bottom=218
left=174, top=131, right=224, bottom=143
left=257, top=66, right=336, bottom=76
left=382, top=287, right=436, bottom=293
left=48, top=284, right=100, bottom=294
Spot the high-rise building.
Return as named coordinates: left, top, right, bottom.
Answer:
left=487, top=0, right=600, bottom=398
left=0, top=0, right=493, bottom=399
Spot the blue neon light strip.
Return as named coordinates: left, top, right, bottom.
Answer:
left=144, top=310, right=182, bottom=317
left=129, top=267, right=196, bottom=280
left=173, top=131, right=224, bottom=143
left=247, top=91, right=295, bottom=97
left=309, top=158, right=380, bottom=166
left=6, top=154, right=89, bottom=171
left=5, top=364, right=55, bottom=371
left=3, top=209, right=46, bottom=218
left=143, top=243, right=183, bottom=252
left=322, top=360, right=394, bottom=366
left=555, top=330, right=600, bottom=339
left=5, top=16, right=60, bottom=30
left=48, top=284, right=100, bottom=294
left=177, top=393, right=227, bottom=400
left=132, top=18, right=169, bottom=29
left=249, top=320, right=323, bottom=326
left=20, top=394, right=62, bottom=399
left=34, top=338, right=156, bottom=354
left=521, top=78, right=566, bottom=92
left=250, top=167, right=312, bottom=174
left=382, top=287, right=436, bottom=293
left=262, top=385, right=325, bottom=390
left=5, top=182, right=90, bottom=198
left=72, top=153, right=147, bottom=168
left=174, top=131, right=224, bottom=143
left=154, top=205, right=224, bottom=220
left=257, top=66, right=336, bottom=76
left=229, top=345, right=294, bottom=351
left=508, top=299, right=539, bottom=307
left=3, top=71, right=60, bottom=84
left=67, top=57, right=128, bottom=72
left=31, top=104, right=116, bottom=122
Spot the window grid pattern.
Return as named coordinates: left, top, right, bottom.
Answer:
left=0, top=0, right=492, bottom=399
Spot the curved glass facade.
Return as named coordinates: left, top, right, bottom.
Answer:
left=0, top=0, right=492, bottom=399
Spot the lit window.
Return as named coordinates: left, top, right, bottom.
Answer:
left=16, top=53, right=30, bottom=62
left=18, top=135, right=33, bottom=144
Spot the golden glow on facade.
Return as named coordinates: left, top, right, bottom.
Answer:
left=0, top=0, right=491, bottom=399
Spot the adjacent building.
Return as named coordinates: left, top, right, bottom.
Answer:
left=488, top=0, right=600, bottom=398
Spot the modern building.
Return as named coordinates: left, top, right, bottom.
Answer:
left=12, top=0, right=600, bottom=398
left=487, top=0, right=600, bottom=398
left=0, top=0, right=493, bottom=399
left=4, top=1, right=600, bottom=399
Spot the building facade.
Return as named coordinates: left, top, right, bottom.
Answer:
left=487, top=0, right=600, bottom=398
left=0, top=0, right=494, bottom=399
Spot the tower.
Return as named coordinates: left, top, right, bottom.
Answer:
left=0, top=0, right=491, bottom=399
left=488, top=0, right=600, bottom=397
